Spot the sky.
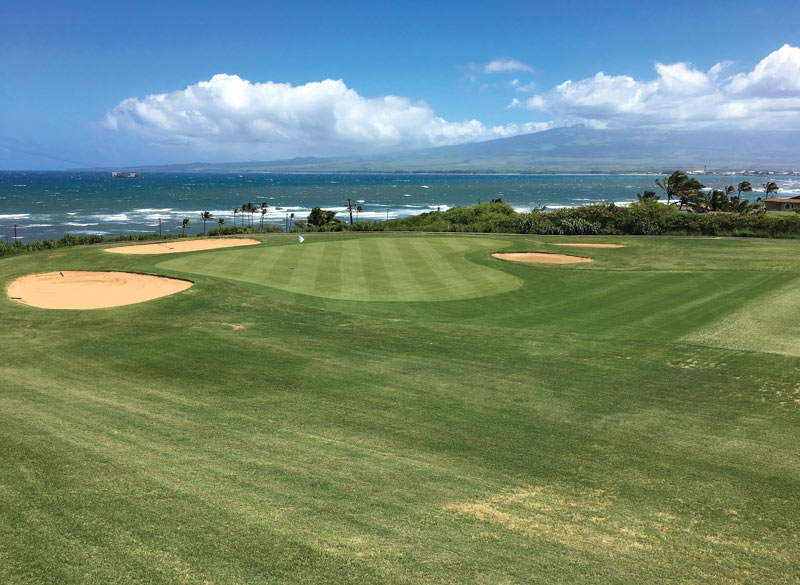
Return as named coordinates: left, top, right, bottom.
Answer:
left=2, top=0, right=800, bottom=169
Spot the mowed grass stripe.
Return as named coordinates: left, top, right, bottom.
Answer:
left=416, top=238, right=487, bottom=299
left=362, top=238, right=397, bottom=299
left=159, top=235, right=520, bottom=302
left=312, top=240, right=343, bottom=297
left=395, top=238, right=452, bottom=298
left=353, top=238, right=390, bottom=299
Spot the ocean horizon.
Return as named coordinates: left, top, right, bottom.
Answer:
left=1, top=171, right=795, bottom=242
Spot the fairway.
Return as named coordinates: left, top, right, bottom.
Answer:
left=1, top=233, right=799, bottom=585
left=157, top=235, right=522, bottom=301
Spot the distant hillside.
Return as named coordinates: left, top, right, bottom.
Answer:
left=124, top=126, right=800, bottom=173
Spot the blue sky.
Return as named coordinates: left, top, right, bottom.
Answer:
left=2, top=0, right=800, bottom=169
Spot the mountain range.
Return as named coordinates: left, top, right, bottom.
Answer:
left=125, top=126, right=800, bottom=173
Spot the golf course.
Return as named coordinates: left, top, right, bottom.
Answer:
left=1, top=232, right=798, bottom=584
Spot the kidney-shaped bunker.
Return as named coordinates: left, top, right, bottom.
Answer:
left=7, top=271, right=193, bottom=309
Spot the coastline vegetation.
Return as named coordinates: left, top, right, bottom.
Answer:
left=4, top=170, right=799, bottom=259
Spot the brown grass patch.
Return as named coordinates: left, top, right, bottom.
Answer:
left=444, top=485, right=651, bottom=554
left=7, top=271, right=193, bottom=309
left=492, top=252, right=593, bottom=264
left=104, top=238, right=260, bottom=255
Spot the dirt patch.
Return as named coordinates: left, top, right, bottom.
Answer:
left=104, top=238, right=260, bottom=255
left=492, top=252, right=593, bottom=264
left=552, top=243, right=625, bottom=249
left=7, top=271, right=193, bottom=309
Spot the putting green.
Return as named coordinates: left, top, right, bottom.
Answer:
left=157, top=236, right=522, bottom=301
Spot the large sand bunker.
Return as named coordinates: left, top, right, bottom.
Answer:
left=552, top=243, right=625, bottom=249
left=492, top=252, right=593, bottom=264
left=105, top=238, right=260, bottom=255
left=7, top=271, right=193, bottom=309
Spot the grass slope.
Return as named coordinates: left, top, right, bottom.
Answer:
left=1, top=234, right=798, bottom=585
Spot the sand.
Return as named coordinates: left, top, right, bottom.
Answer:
left=105, top=238, right=260, bottom=255
left=7, top=271, right=193, bottom=309
left=492, top=252, right=593, bottom=264
left=552, top=243, right=625, bottom=248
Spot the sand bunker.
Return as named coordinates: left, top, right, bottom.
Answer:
left=105, top=238, right=260, bottom=255
left=492, top=252, right=593, bottom=264
left=552, top=243, right=625, bottom=249
left=7, top=271, right=193, bottom=309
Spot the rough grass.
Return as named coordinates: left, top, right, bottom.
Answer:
left=684, top=276, right=800, bottom=357
left=1, top=234, right=798, bottom=585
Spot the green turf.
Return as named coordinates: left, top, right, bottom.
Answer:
left=1, top=234, right=798, bottom=585
left=156, top=235, right=522, bottom=301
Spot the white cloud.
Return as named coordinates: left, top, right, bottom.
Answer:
left=727, top=44, right=800, bottom=96
left=103, top=74, right=546, bottom=157
left=517, top=45, right=800, bottom=130
left=483, top=58, right=534, bottom=74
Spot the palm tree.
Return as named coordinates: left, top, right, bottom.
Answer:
left=180, top=218, right=190, bottom=235
left=260, top=202, right=268, bottom=229
left=737, top=181, right=753, bottom=197
left=243, top=202, right=256, bottom=227
left=655, top=171, right=690, bottom=205
left=200, top=211, right=213, bottom=235
left=762, top=181, right=780, bottom=201
left=289, top=212, right=295, bottom=232
left=233, top=208, right=239, bottom=226
left=709, top=190, right=728, bottom=211
left=218, top=217, right=225, bottom=229
left=671, top=176, right=706, bottom=211
left=356, top=205, right=363, bottom=221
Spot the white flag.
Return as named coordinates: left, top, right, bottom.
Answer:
left=298, top=235, right=305, bottom=243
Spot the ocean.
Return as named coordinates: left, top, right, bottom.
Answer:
left=1, top=171, right=795, bottom=242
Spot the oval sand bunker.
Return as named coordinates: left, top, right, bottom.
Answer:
left=7, top=271, right=193, bottom=309
left=492, top=252, right=593, bottom=264
left=105, top=238, right=260, bottom=255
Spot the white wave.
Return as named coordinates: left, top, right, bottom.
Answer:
left=404, top=194, right=411, bottom=197
left=97, top=214, right=130, bottom=222
left=0, top=213, right=30, bottom=219
left=134, top=208, right=173, bottom=213
left=64, top=222, right=99, bottom=227
left=25, top=224, right=53, bottom=228
left=420, top=185, right=430, bottom=189
left=13, top=184, right=27, bottom=187
left=70, top=230, right=109, bottom=235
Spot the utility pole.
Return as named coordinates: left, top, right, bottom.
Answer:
left=347, top=198, right=354, bottom=225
